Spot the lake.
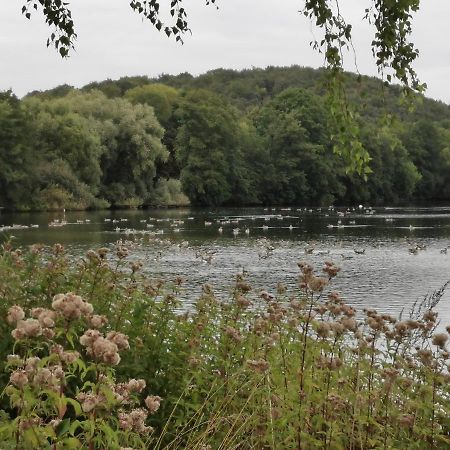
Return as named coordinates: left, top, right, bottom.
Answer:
left=1, top=205, right=450, bottom=326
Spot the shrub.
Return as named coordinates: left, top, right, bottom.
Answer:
left=0, top=242, right=449, bottom=449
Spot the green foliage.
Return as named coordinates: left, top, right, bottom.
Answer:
left=3, top=65, right=450, bottom=210
left=175, top=89, right=255, bottom=206
left=253, top=88, right=345, bottom=205
left=153, top=178, right=190, bottom=207
left=0, top=243, right=450, bottom=449
left=125, top=84, right=179, bottom=126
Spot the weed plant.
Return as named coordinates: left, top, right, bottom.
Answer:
left=0, top=242, right=449, bottom=449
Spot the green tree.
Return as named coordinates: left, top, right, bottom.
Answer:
left=253, top=88, right=345, bottom=205
left=59, top=91, right=168, bottom=207
left=0, top=92, right=36, bottom=209
left=175, top=90, right=253, bottom=206
left=403, top=121, right=450, bottom=200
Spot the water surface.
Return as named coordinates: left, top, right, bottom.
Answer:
left=2, top=205, right=450, bottom=324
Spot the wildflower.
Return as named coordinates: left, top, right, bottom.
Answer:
left=31, top=308, right=56, bottom=328
left=266, top=332, right=279, bottom=346
left=432, top=333, right=448, bottom=349
left=314, top=305, right=327, bottom=315
left=331, top=321, right=345, bottom=335
left=7, top=305, right=25, bottom=325
left=277, top=282, right=287, bottom=294
left=316, top=322, right=331, bottom=338
left=89, top=314, right=108, bottom=329
left=423, top=310, right=438, bottom=322
left=118, top=408, right=151, bottom=434
left=52, top=292, right=93, bottom=320
left=308, top=276, right=328, bottom=292
left=341, top=317, right=357, bottom=332
left=328, top=291, right=341, bottom=303
left=80, top=330, right=122, bottom=365
left=394, top=321, right=409, bottom=337
left=298, top=261, right=314, bottom=274
left=236, top=295, right=252, bottom=308
left=25, top=357, right=41, bottom=375
left=406, top=319, right=420, bottom=330
left=11, top=318, right=42, bottom=340
left=323, top=261, right=341, bottom=278
left=53, top=243, right=64, bottom=255
left=247, top=358, right=270, bottom=373
left=10, top=370, right=28, bottom=388
left=399, top=415, right=415, bottom=428
left=97, top=247, right=109, bottom=258
left=417, top=349, right=434, bottom=367
left=145, top=395, right=162, bottom=413
left=116, top=246, right=129, bottom=259
left=260, top=291, right=274, bottom=301
left=236, top=281, right=251, bottom=292
left=77, top=393, right=100, bottom=413
left=131, top=261, right=143, bottom=273
left=106, top=331, right=130, bottom=351
left=86, top=249, right=101, bottom=263
left=225, top=326, right=242, bottom=343
left=125, top=379, right=146, bottom=393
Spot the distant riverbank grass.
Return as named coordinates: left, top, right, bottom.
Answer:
left=0, top=242, right=449, bottom=449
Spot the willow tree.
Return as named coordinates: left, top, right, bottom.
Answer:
left=20, top=0, right=423, bottom=174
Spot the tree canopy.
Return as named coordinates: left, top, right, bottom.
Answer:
left=2, top=65, right=450, bottom=210
left=19, top=0, right=425, bottom=174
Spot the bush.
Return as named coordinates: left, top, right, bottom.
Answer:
left=153, top=178, right=190, bottom=207
left=0, top=242, right=449, bottom=449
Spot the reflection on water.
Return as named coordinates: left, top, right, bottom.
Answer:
left=1, top=205, right=450, bottom=324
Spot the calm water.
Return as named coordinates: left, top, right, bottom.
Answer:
left=2, top=206, right=450, bottom=324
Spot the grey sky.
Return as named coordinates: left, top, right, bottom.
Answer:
left=1, top=0, right=449, bottom=103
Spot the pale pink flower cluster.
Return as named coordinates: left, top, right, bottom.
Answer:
left=89, top=314, right=108, bottom=329
left=31, top=308, right=56, bottom=328
left=77, top=392, right=107, bottom=413
left=7, top=305, right=25, bottom=325
left=51, top=344, right=80, bottom=364
left=8, top=305, right=57, bottom=340
left=144, top=395, right=162, bottom=413
left=118, top=408, right=152, bottom=434
left=52, top=293, right=94, bottom=320
left=11, top=318, right=44, bottom=340
left=114, top=379, right=146, bottom=404
left=9, top=356, right=64, bottom=392
left=79, top=329, right=129, bottom=365
left=247, top=358, right=270, bottom=373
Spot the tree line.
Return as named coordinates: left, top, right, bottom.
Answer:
left=1, top=66, right=450, bottom=210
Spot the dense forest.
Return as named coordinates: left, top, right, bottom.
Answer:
left=1, top=66, right=450, bottom=211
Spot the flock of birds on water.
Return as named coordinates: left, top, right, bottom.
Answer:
left=1, top=205, right=450, bottom=261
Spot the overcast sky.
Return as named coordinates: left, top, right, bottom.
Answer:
left=1, top=0, right=449, bottom=102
